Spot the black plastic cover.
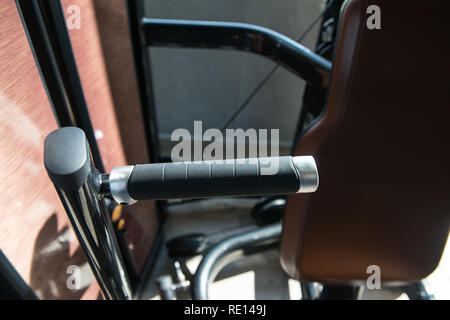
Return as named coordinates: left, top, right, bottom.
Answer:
left=44, top=127, right=91, bottom=191
left=128, top=157, right=300, bottom=200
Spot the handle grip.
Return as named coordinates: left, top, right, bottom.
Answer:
left=109, top=156, right=318, bottom=205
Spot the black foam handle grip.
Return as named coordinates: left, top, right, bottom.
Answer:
left=128, top=156, right=306, bottom=201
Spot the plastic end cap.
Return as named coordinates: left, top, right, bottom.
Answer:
left=44, top=127, right=91, bottom=192
left=292, top=156, right=319, bottom=193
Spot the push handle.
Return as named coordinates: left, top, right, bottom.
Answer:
left=109, top=156, right=318, bottom=205
left=44, top=127, right=319, bottom=206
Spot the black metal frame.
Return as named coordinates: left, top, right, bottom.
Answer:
left=142, top=18, right=331, bottom=91
left=15, top=0, right=159, bottom=300
left=134, top=10, right=333, bottom=210
left=126, top=0, right=167, bottom=228
left=15, top=0, right=104, bottom=173
left=294, top=0, right=345, bottom=142
left=126, top=0, right=161, bottom=164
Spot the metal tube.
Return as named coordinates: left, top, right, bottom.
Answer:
left=55, top=171, right=133, bottom=300
left=142, top=18, right=332, bottom=90
left=192, top=223, right=282, bottom=300
left=126, top=0, right=161, bottom=163
left=44, top=127, right=132, bottom=300
left=16, top=0, right=105, bottom=172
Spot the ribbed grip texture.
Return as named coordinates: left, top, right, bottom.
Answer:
left=128, top=157, right=300, bottom=200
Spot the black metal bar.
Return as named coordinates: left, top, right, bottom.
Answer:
left=126, top=1, right=166, bottom=275
left=114, top=227, right=139, bottom=289
left=55, top=181, right=133, bottom=300
left=294, top=0, right=345, bottom=146
left=44, top=127, right=133, bottom=300
left=142, top=18, right=332, bottom=91
left=318, top=284, right=362, bottom=300
left=17, top=0, right=135, bottom=298
left=126, top=0, right=161, bottom=163
left=133, top=228, right=165, bottom=299
left=15, top=0, right=105, bottom=172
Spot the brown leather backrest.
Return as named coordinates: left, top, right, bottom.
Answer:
left=280, top=0, right=450, bottom=284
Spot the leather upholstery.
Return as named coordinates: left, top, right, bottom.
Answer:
left=280, top=0, right=450, bottom=284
